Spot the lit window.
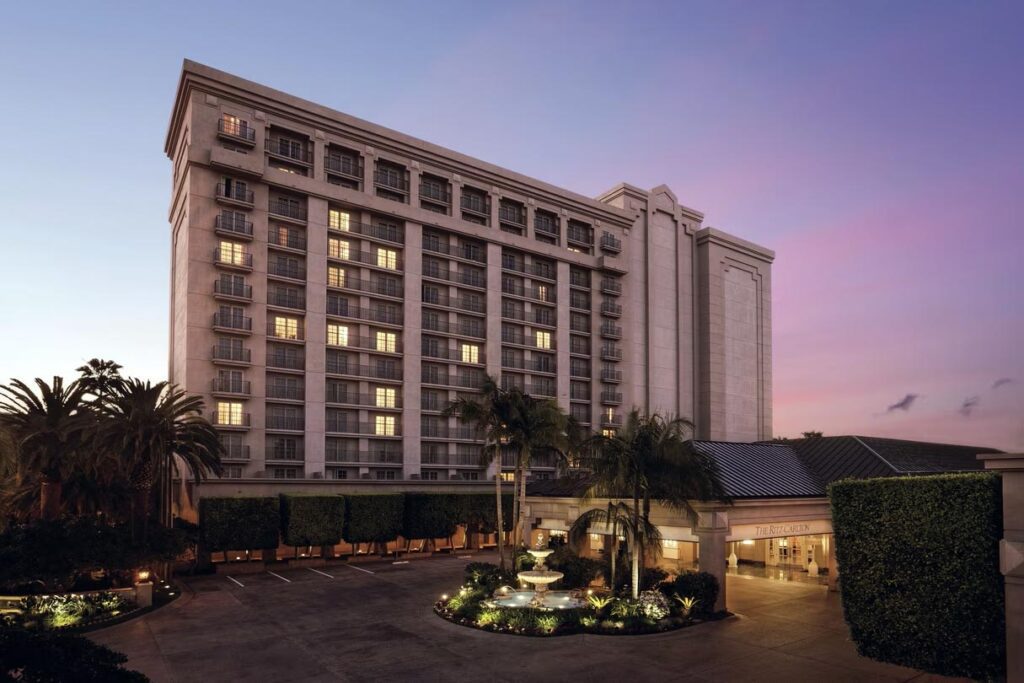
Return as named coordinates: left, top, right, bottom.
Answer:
left=536, top=285, right=549, bottom=301
left=328, top=238, right=351, bottom=260
left=329, top=209, right=351, bottom=231
left=663, top=539, right=679, bottom=560
left=374, top=415, right=396, bottom=436
left=500, top=472, right=515, bottom=482
left=222, top=114, right=241, bottom=135
left=219, top=241, right=245, bottom=265
left=375, top=331, right=397, bottom=353
left=590, top=533, right=605, bottom=550
left=327, top=266, right=346, bottom=288
left=376, top=248, right=398, bottom=270
left=375, top=387, right=396, bottom=408
left=273, top=316, right=299, bottom=340
left=535, top=331, right=551, bottom=350
left=601, top=428, right=616, bottom=438
left=327, top=323, right=349, bottom=347
left=460, top=344, right=479, bottom=364
left=216, top=401, right=244, bottom=426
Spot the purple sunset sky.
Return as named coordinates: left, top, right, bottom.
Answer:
left=0, top=1, right=1020, bottom=448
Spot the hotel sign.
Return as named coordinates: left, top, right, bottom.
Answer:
left=727, top=519, right=832, bottom=541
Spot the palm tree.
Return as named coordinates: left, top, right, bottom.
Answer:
left=76, top=359, right=124, bottom=400
left=568, top=500, right=661, bottom=591
left=0, top=377, right=92, bottom=520
left=99, top=380, right=223, bottom=543
left=581, top=409, right=730, bottom=598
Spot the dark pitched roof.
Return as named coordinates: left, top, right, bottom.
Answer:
left=852, top=436, right=1000, bottom=474
left=690, top=441, right=823, bottom=498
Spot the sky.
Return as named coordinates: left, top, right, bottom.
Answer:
left=0, top=0, right=1021, bottom=449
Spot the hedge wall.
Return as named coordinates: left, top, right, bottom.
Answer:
left=829, top=473, right=1004, bottom=680
left=454, top=493, right=514, bottom=533
left=402, top=494, right=459, bottom=540
left=199, top=497, right=280, bottom=552
left=280, top=495, right=346, bottom=547
left=343, top=495, right=405, bottom=544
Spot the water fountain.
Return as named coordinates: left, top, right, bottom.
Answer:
left=516, top=548, right=563, bottom=607
left=487, top=547, right=587, bottom=610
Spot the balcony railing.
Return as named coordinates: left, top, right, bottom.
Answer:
left=600, top=232, right=623, bottom=253
left=601, top=346, right=623, bottom=361
left=218, top=119, right=256, bottom=143
left=266, top=384, right=304, bottom=400
left=601, top=415, right=623, bottom=428
left=269, top=227, right=307, bottom=251
left=422, top=239, right=486, bottom=264
left=531, top=311, right=556, bottom=328
left=567, top=226, right=593, bottom=245
left=422, top=265, right=486, bottom=289
left=215, top=183, right=253, bottom=204
left=600, top=279, right=622, bottom=296
left=421, top=370, right=485, bottom=389
left=601, top=301, right=623, bottom=317
left=266, top=415, right=304, bottom=431
left=570, top=342, right=591, bottom=356
left=325, top=153, right=362, bottom=178
left=530, top=359, right=557, bottom=374
left=212, top=346, right=251, bottom=363
left=419, top=183, right=451, bottom=204
left=329, top=218, right=405, bottom=244
left=211, top=378, right=251, bottom=395
left=267, top=290, right=305, bottom=310
left=325, top=450, right=403, bottom=465
left=325, top=419, right=402, bottom=437
left=525, top=384, right=556, bottom=398
left=221, top=444, right=251, bottom=460
left=213, top=313, right=252, bottom=332
left=265, top=137, right=312, bottom=164
left=460, top=194, right=489, bottom=216
left=325, top=358, right=402, bottom=380
left=600, top=390, right=623, bottom=405
left=267, top=322, right=305, bottom=342
left=421, top=292, right=485, bottom=314
left=326, top=391, right=403, bottom=409
left=421, top=345, right=485, bottom=364
left=498, top=205, right=525, bottom=226
left=266, top=449, right=304, bottom=462
left=374, top=170, right=408, bottom=192
left=215, top=212, right=253, bottom=238
left=212, top=412, right=251, bottom=428
left=214, top=280, right=252, bottom=299
left=266, top=353, right=304, bottom=371
left=267, top=260, right=306, bottom=280
left=569, top=366, right=591, bottom=380
left=600, top=323, right=622, bottom=339
left=213, top=248, right=253, bottom=270
left=535, top=218, right=558, bottom=236
left=570, top=295, right=591, bottom=311
left=268, top=199, right=307, bottom=222
left=601, top=368, right=623, bottom=383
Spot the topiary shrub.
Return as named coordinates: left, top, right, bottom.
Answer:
left=342, top=495, right=404, bottom=544
left=829, top=473, right=1004, bottom=680
left=198, top=497, right=280, bottom=553
left=660, top=571, right=719, bottom=619
left=402, top=493, right=458, bottom=540
left=279, top=495, right=345, bottom=548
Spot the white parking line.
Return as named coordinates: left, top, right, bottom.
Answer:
left=392, top=560, right=409, bottom=565
left=266, top=571, right=291, bottom=583
left=307, top=567, right=334, bottom=579
left=226, top=576, right=245, bottom=588
left=344, top=563, right=375, bottom=575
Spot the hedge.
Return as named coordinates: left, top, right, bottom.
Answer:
left=659, top=571, right=720, bottom=619
left=343, top=495, right=405, bottom=544
left=198, top=497, right=280, bottom=552
left=454, top=493, right=514, bottom=533
left=829, top=473, right=1004, bottom=680
left=280, top=495, right=346, bottom=547
left=402, top=494, right=459, bottom=540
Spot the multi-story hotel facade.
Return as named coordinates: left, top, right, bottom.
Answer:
left=165, top=60, right=774, bottom=483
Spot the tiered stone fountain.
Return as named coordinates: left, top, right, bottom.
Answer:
left=516, top=549, right=563, bottom=608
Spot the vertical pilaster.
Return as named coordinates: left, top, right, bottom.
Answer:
left=555, top=261, right=572, bottom=409
left=402, top=225, right=423, bottom=479
left=304, top=196, right=328, bottom=477
left=695, top=508, right=729, bottom=612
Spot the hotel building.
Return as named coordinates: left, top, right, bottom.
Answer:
left=165, top=60, right=774, bottom=483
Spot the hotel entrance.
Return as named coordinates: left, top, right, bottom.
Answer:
left=726, top=520, right=835, bottom=585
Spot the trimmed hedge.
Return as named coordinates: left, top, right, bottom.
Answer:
left=659, top=571, right=719, bottom=619
left=454, top=493, right=514, bottom=533
left=199, top=497, right=280, bottom=552
left=343, top=495, right=405, bottom=544
left=829, top=473, right=1004, bottom=680
left=280, top=495, right=345, bottom=547
left=402, top=494, right=459, bottom=540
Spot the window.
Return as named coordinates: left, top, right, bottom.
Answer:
left=421, top=470, right=439, bottom=481
left=272, top=468, right=298, bottom=480
left=328, top=238, right=351, bottom=260
left=536, top=284, right=551, bottom=302
left=376, top=248, right=398, bottom=270
left=590, top=533, right=605, bottom=550
left=375, top=331, right=397, bottom=353
left=273, top=316, right=299, bottom=340
left=331, top=469, right=349, bottom=480
left=375, top=470, right=397, bottom=480
left=216, top=401, right=244, bottom=426
left=375, top=415, right=396, bottom=436
left=601, top=428, right=616, bottom=438
left=221, top=114, right=242, bottom=136
left=375, top=387, right=396, bottom=408
left=460, top=344, right=479, bottom=364
left=662, top=539, right=679, bottom=560
left=535, top=331, right=551, bottom=350
left=222, top=465, right=243, bottom=479
left=327, top=323, right=349, bottom=347
left=219, top=241, right=245, bottom=266
left=329, top=209, right=351, bottom=232
left=327, top=265, right=346, bottom=288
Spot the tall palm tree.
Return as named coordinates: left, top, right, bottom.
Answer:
left=568, top=500, right=660, bottom=591
left=0, top=377, right=92, bottom=520
left=99, top=380, right=224, bottom=543
left=581, top=409, right=730, bottom=598
left=75, top=359, right=124, bottom=400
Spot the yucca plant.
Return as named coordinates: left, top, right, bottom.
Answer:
left=673, top=594, right=699, bottom=618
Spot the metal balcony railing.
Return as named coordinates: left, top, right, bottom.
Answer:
left=498, top=205, right=525, bottom=226
left=570, top=295, right=591, bottom=311
left=325, top=153, right=362, bottom=178
left=212, top=378, right=251, bottom=395
left=218, top=119, right=256, bottom=142
left=325, top=450, right=403, bottom=464
left=215, top=212, right=253, bottom=237
left=525, top=384, right=556, bottom=398
left=212, top=412, right=251, bottom=427
left=419, top=183, right=451, bottom=204
left=601, top=301, right=623, bottom=317
left=267, top=322, right=305, bottom=341
left=374, top=170, right=408, bottom=192
left=265, top=137, right=312, bottom=164
left=267, top=290, right=305, bottom=310
left=266, top=415, right=304, bottom=431
left=213, top=248, right=253, bottom=269
left=213, top=313, right=252, bottom=332
left=600, top=279, right=622, bottom=296
left=266, top=383, right=304, bottom=400
left=326, top=390, right=403, bottom=409
left=214, top=280, right=252, bottom=299
left=212, top=346, right=251, bottom=363
left=325, top=359, right=402, bottom=381
left=460, top=194, right=489, bottom=215
left=266, top=449, right=304, bottom=462
left=267, top=260, right=306, bottom=280
left=268, top=199, right=307, bottom=222
left=567, top=226, right=593, bottom=245
left=422, top=239, right=486, bottom=264
left=269, top=227, right=307, bottom=251
left=600, top=232, right=623, bottom=253
left=266, top=353, right=304, bottom=371
left=535, top=218, right=558, bottom=236
left=600, top=323, right=622, bottom=339
left=325, top=419, right=403, bottom=437
left=216, top=183, right=253, bottom=204
left=601, top=346, right=623, bottom=361
left=601, top=368, right=623, bottom=383
left=601, top=390, right=623, bottom=405
left=221, top=444, right=251, bottom=460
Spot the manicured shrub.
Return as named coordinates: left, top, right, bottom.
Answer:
left=342, top=495, right=404, bottom=544
left=198, top=497, right=279, bottom=552
left=464, top=562, right=517, bottom=592
left=635, top=590, right=670, bottom=620
left=279, top=495, right=345, bottom=547
left=17, top=592, right=133, bottom=630
left=829, top=473, right=1004, bottom=680
left=402, top=493, right=458, bottom=540
left=659, top=571, right=719, bottom=619
left=547, top=548, right=603, bottom=589
left=452, top=493, right=514, bottom=533
left=0, top=624, right=147, bottom=681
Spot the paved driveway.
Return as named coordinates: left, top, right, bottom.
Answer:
left=90, top=553, right=959, bottom=682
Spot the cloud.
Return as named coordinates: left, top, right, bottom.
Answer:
left=958, top=396, right=979, bottom=417
left=886, top=394, right=919, bottom=413
left=992, top=378, right=1014, bottom=390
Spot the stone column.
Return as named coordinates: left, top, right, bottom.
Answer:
left=401, top=224, right=423, bottom=479
left=826, top=533, right=839, bottom=592
left=695, top=508, right=729, bottom=612
left=978, top=453, right=1024, bottom=683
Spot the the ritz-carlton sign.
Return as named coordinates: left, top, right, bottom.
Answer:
left=726, top=519, right=833, bottom=542
left=755, top=523, right=811, bottom=537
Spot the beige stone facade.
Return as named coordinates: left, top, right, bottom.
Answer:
left=165, top=60, right=774, bottom=482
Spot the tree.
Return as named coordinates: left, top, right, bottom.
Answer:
left=0, top=378, right=92, bottom=520
left=99, top=379, right=223, bottom=544
left=567, top=500, right=659, bottom=591
left=580, top=410, right=730, bottom=598
left=801, top=430, right=824, bottom=439
left=76, top=358, right=124, bottom=401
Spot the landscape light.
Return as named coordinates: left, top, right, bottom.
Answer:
left=136, top=569, right=151, bottom=583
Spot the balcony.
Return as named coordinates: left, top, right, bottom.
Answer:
left=600, top=232, right=623, bottom=253
left=215, top=182, right=254, bottom=206
left=267, top=290, right=305, bottom=310
left=211, top=345, right=251, bottom=365
left=419, top=183, right=451, bottom=205
left=326, top=390, right=403, bottom=409
left=330, top=246, right=405, bottom=271
left=266, top=415, right=304, bottom=431
left=212, top=313, right=252, bottom=333
left=460, top=194, right=489, bottom=218
left=330, top=218, right=405, bottom=245
left=600, top=390, right=623, bottom=405
left=265, top=137, right=312, bottom=166
left=326, top=300, right=403, bottom=326
left=530, top=359, right=557, bottom=374
left=325, top=450, right=403, bottom=465
left=567, top=226, right=592, bottom=246
left=217, top=119, right=256, bottom=144
left=421, top=345, right=485, bottom=365
left=215, top=212, right=253, bottom=239
left=600, top=323, right=622, bottom=339
left=212, top=412, right=251, bottom=429
left=267, top=323, right=305, bottom=342
left=420, top=370, right=484, bottom=390
left=601, top=345, right=623, bottom=361
left=213, top=280, right=252, bottom=301
left=422, top=239, right=486, bottom=264
left=601, top=368, right=623, bottom=383
left=422, top=265, right=486, bottom=290
left=211, top=378, right=251, bottom=396
left=498, top=205, right=526, bottom=227
left=325, top=358, right=402, bottom=381
left=531, top=311, right=556, bottom=328
left=600, top=279, right=622, bottom=296
left=601, top=301, right=623, bottom=318
left=267, top=260, right=306, bottom=281
left=374, top=170, right=408, bottom=193
left=266, top=449, right=304, bottom=463
left=601, top=415, right=623, bottom=429
left=535, top=219, right=559, bottom=238
left=331, top=335, right=403, bottom=354
left=421, top=291, right=485, bottom=314
left=266, top=383, right=304, bottom=401
left=220, top=444, right=251, bottom=461
left=525, top=384, right=556, bottom=398
left=266, top=353, right=304, bottom=371
left=569, top=342, right=591, bottom=357
left=269, top=227, right=307, bottom=252
left=325, top=419, right=402, bottom=437
left=213, top=248, right=253, bottom=271
left=530, top=263, right=557, bottom=281
left=570, top=296, right=591, bottom=312
left=268, top=198, right=307, bottom=223
left=325, top=153, right=363, bottom=180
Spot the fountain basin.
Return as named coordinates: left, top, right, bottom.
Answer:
left=517, top=570, right=563, bottom=585
left=488, top=589, right=587, bottom=609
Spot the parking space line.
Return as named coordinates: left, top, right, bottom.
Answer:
left=307, top=567, right=334, bottom=579
left=344, top=563, right=375, bottom=575
left=226, top=576, right=245, bottom=588
left=266, top=571, right=291, bottom=583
